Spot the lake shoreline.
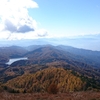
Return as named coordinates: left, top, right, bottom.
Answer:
left=6, top=57, right=28, bottom=65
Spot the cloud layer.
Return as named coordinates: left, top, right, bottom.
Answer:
left=4, top=19, right=35, bottom=33
left=0, top=0, right=48, bottom=40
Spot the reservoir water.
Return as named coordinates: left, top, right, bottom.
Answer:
left=6, top=57, right=28, bottom=65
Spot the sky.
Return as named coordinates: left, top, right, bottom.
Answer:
left=0, top=0, right=100, bottom=50
left=0, top=0, right=100, bottom=40
left=31, top=0, right=100, bottom=38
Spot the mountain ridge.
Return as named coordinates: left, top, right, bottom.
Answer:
left=0, top=45, right=100, bottom=91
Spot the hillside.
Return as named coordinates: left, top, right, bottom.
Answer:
left=0, top=45, right=99, bottom=88
left=4, top=67, right=85, bottom=93
left=24, top=46, right=95, bottom=68
left=24, top=45, right=100, bottom=68
left=57, top=45, right=100, bottom=68
left=0, top=46, right=28, bottom=63
left=1, top=45, right=100, bottom=68
left=0, top=45, right=100, bottom=92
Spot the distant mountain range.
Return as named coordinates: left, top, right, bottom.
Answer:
left=0, top=33, right=100, bottom=51
left=0, top=44, right=100, bottom=67
left=0, top=45, right=100, bottom=92
left=24, top=44, right=100, bottom=68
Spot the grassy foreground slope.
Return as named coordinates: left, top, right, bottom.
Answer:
left=0, top=91, right=100, bottom=100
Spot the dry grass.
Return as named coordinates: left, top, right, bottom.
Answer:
left=0, top=91, right=100, bottom=100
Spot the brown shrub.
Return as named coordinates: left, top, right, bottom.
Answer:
left=47, top=83, right=58, bottom=94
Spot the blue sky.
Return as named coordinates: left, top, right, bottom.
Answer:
left=29, top=0, right=100, bottom=37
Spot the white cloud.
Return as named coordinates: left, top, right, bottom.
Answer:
left=0, top=29, right=48, bottom=40
left=0, top=0, right=48, bottom=40
left=0, top=0, right=38, bottom=18
left=0, top=31, right=10, bottom=39
left=37, top=29, right=48, bottom=37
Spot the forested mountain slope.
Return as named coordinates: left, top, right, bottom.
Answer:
left=4, top=67, right=85, bottom=93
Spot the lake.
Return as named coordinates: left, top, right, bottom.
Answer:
left=6, top=57, right=28, bottom=65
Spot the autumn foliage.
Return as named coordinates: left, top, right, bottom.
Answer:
left=4, top=67, right=85, bottom=93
